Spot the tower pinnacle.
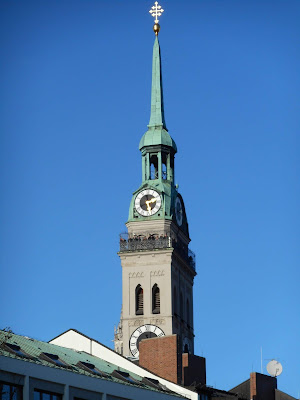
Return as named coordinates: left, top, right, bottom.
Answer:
left=148, top=37, right=166, bottom=130
left=139, top=2, right=176, bottom=153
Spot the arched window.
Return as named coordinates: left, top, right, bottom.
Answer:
left=150, top=155, right=158, bottom=180
left=186, top=298, right=190, bottom=326
left=152, top=284, right=160, bottom=314
left=162, top=153, right=167, bottom=180
left=135, top=285, right=143, bottom=315
left=173, top=286, right=177, bottom=315
left=180, top=292, right=183, bottom=320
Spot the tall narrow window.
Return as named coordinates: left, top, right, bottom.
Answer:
left=150, top=155, right=158, bottom=180
left=170, top=157, right=174, bottom=182
left=135, top=285, right=144, bottom=315
left=162, top=153, right=167, bottom=180
left=152, top=284, right=160, bottom=314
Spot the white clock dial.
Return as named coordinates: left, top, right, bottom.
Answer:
left=175, top=196, right=183, bottom=226
left=134, top=189, right=162, bottom=217
left=129, top=324, right=165, bottom=358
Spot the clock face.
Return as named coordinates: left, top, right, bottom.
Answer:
left=135, top=189, right=162, bottom=217
left=175, top=196, right=183, bottom=226
left=129, top=324, right=165, bottom=358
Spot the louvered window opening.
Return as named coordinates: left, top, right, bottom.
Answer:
left=152, top=285, right=160, bottom=314
left=136, top=286, right=144, bottom=315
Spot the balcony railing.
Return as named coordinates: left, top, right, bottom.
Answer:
left=119, top=233, right=196, bottom=272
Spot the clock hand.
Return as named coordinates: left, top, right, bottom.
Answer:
left=145, top=200, right=152, bottom=212
left=145, top=197, right=157, bottom=213
left=146, top=198, right=155, bottom=209
left=146, top=198, right=157, bottom=206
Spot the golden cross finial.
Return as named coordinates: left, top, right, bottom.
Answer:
left=149, top=1, right=164, bottom=24
left=149, top=1, right=164, bottom=35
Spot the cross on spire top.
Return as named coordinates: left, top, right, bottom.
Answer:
left=149, top=1, right=164, bottom=24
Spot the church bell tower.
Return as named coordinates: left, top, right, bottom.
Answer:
left=114, top=3, right=196, bottom=359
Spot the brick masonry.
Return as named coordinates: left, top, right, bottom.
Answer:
left=139, top=334, right=180, bottom=384
left=250, top=372, right=277, bottom=400
left=182, top=353, right=206, bottom=386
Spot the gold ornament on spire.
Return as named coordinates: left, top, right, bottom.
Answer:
left=149, top=1, right=164, bottom=35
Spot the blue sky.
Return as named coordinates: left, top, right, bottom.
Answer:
left=1, top=0, right=299, bottom=397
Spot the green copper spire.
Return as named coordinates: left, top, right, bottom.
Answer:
left=139, top=37, right=177, bottom=152
left=148, top=37, right=166, bottom=129
left=127, top=3, right=190, bottom=232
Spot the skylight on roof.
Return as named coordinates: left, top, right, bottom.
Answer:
left=40, top=352, right=69, bottom=368
left=76, top=361, right=110, bottom=378
left=112, top=370, right=144, bottom=386
left=4, top=343, right=29, bottom=358
left=142, top=377, right=171, bottom=392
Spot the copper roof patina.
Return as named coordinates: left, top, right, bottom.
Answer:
left=0, top=330, right=182, bottom=397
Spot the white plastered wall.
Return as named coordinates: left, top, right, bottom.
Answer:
left=120, top=248, right=174, bottom=357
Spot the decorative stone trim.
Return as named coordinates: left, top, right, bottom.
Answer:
left=129, top=272, right=145, bottom=278
left=150, top=318, right=165, bottom=325
left=150, top=270, right=165, bottom=276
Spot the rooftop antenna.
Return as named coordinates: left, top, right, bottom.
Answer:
left=266, top=360, right=283, bottom=377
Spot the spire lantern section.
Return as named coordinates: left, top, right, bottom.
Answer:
left=139, top=37, right=177, bottom=187
left=127, top=5, right=181, bottom=225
